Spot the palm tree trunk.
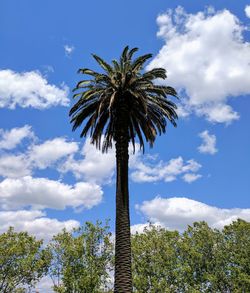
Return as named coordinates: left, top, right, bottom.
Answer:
left=114, top=133, right=132, bottom=293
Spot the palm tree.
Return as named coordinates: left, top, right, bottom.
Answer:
left=69, top=46, right=178, bottom=292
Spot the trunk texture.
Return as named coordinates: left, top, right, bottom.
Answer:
left=114, top=104, right=132, bottom=292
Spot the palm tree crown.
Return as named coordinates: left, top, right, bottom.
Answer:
left=69, top=46, right=178, bottom=152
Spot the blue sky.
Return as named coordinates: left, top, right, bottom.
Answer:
left=1, top=0, right=250, bottom=248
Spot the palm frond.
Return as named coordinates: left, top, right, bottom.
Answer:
left=70, top=46, right=178, bottom=152
left=121, top=46, right=129, bottom=62
left=131, top=54, right=153, bottom=72
left=128, top=47, right=139, bottom=60
left=92, top=54, right=113, bottom=75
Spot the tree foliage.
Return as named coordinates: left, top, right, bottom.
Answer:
left=0, top=227, right=50, bottom=293
left=47, top=221, right=113, bottom=293
left=223, top=219, right=250, bottom=291
left=1, top=219, right=249, bottom=292
left=132, top=219, right=250, bottom=293
left=177, top=221, right=229, bottom=292
left=132, top=225, right=180, bottom=292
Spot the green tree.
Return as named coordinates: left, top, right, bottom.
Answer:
left=48, top=221, right=113, bottom=293
left=223, top=219, right=250, bottom=292
left=69, top=46, right=178, bottom=292
left=132, top=224, right=180, bottom=292
left=0, top=227, right=50, bottom=293
left=131, top=221, right=250, bottom=292
left=177, top=221, right=229, bottom=292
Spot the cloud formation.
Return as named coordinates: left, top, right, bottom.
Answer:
left=148, top=6, right=250, bottom=123
left=0, top=125, right=35, bottom=150
left=0, top=70, right=69, bottom=109
left=0, top=130, right=79, bottom=178
left=245, top=5, right=250, bottom=18
left=0, top=210, right=79, bottom=242
left=0, top=154, right=31, bottom=178
left=29, top=138, right=79, bottom=169
left=198, top=130, right=218, bottom=155
left=59, top=137, right=116, bottom=184
left=136, top=196, right=250, bottom=231
left=131, top=155, right=202, bottom=183
left=0, top=176, right=103, bottom=210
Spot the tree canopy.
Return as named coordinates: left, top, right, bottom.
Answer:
left=0, top=227, right=50, bottom=293
left=1, top=219, right=249, bottom=292
left=47, top=221, right=113, bottom=293
left=132, top=220, right=250, bottom=292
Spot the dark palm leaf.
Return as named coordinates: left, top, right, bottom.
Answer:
left=70, top=46, right=178, bottom=152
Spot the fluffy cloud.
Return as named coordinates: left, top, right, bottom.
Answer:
left=0, top=210, right=79, bottom=242
left=131, top=155, right=202, bottom=183
left=0, top=127, right=114, bottom=182
left=64, top=44, right=75, bottom=57
left=0, top=125, right=35, bottom=150
left=198, top=130, right=218, bottom=155
left=0, top=70, right=69, bottom=109
left=29, top=138, right=79, bottom=169
left=59, top=137, right=116, bottom=184
left=148, top=6, right=250, bottom=124
left=245, top=5, right=250, bottom=18
left=0, top=154, right=31, bottom=178
left=0, top=131, right=79, bottom=178
left=136, top=196, right=250, bottom=231
left=0, top=176, right=103, bottom=210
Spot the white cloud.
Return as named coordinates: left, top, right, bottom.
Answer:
left=0, top=70, right=69, bottom=109
left=198, top=130, right=218, bottom=155
left=136, top=196, right=250, bottom=231
left=64, top=44, right=75, bottom=57
left=182, top=173, right=202, bottom=183
left=0, top=134, right=79, bottom=178
left=197, top=103, right=240, bottom=124
left=29, top=138, right=79, bottom=169
left=0, top=154, right=31, bottom=178
left=131, top=155, right=202, bottom=183
left=148, top=7, right=250, bottom=124
left=245, top=5, right=250, bottom=18
left=0, top=129, right=116, bottom=183
left=59, top=137, right=116, bottom=184
left=0, top=210, right=79, bottom=242
left=0, top=125, right=35, bottom=150
left=0, top=176, right=103, bottom=210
